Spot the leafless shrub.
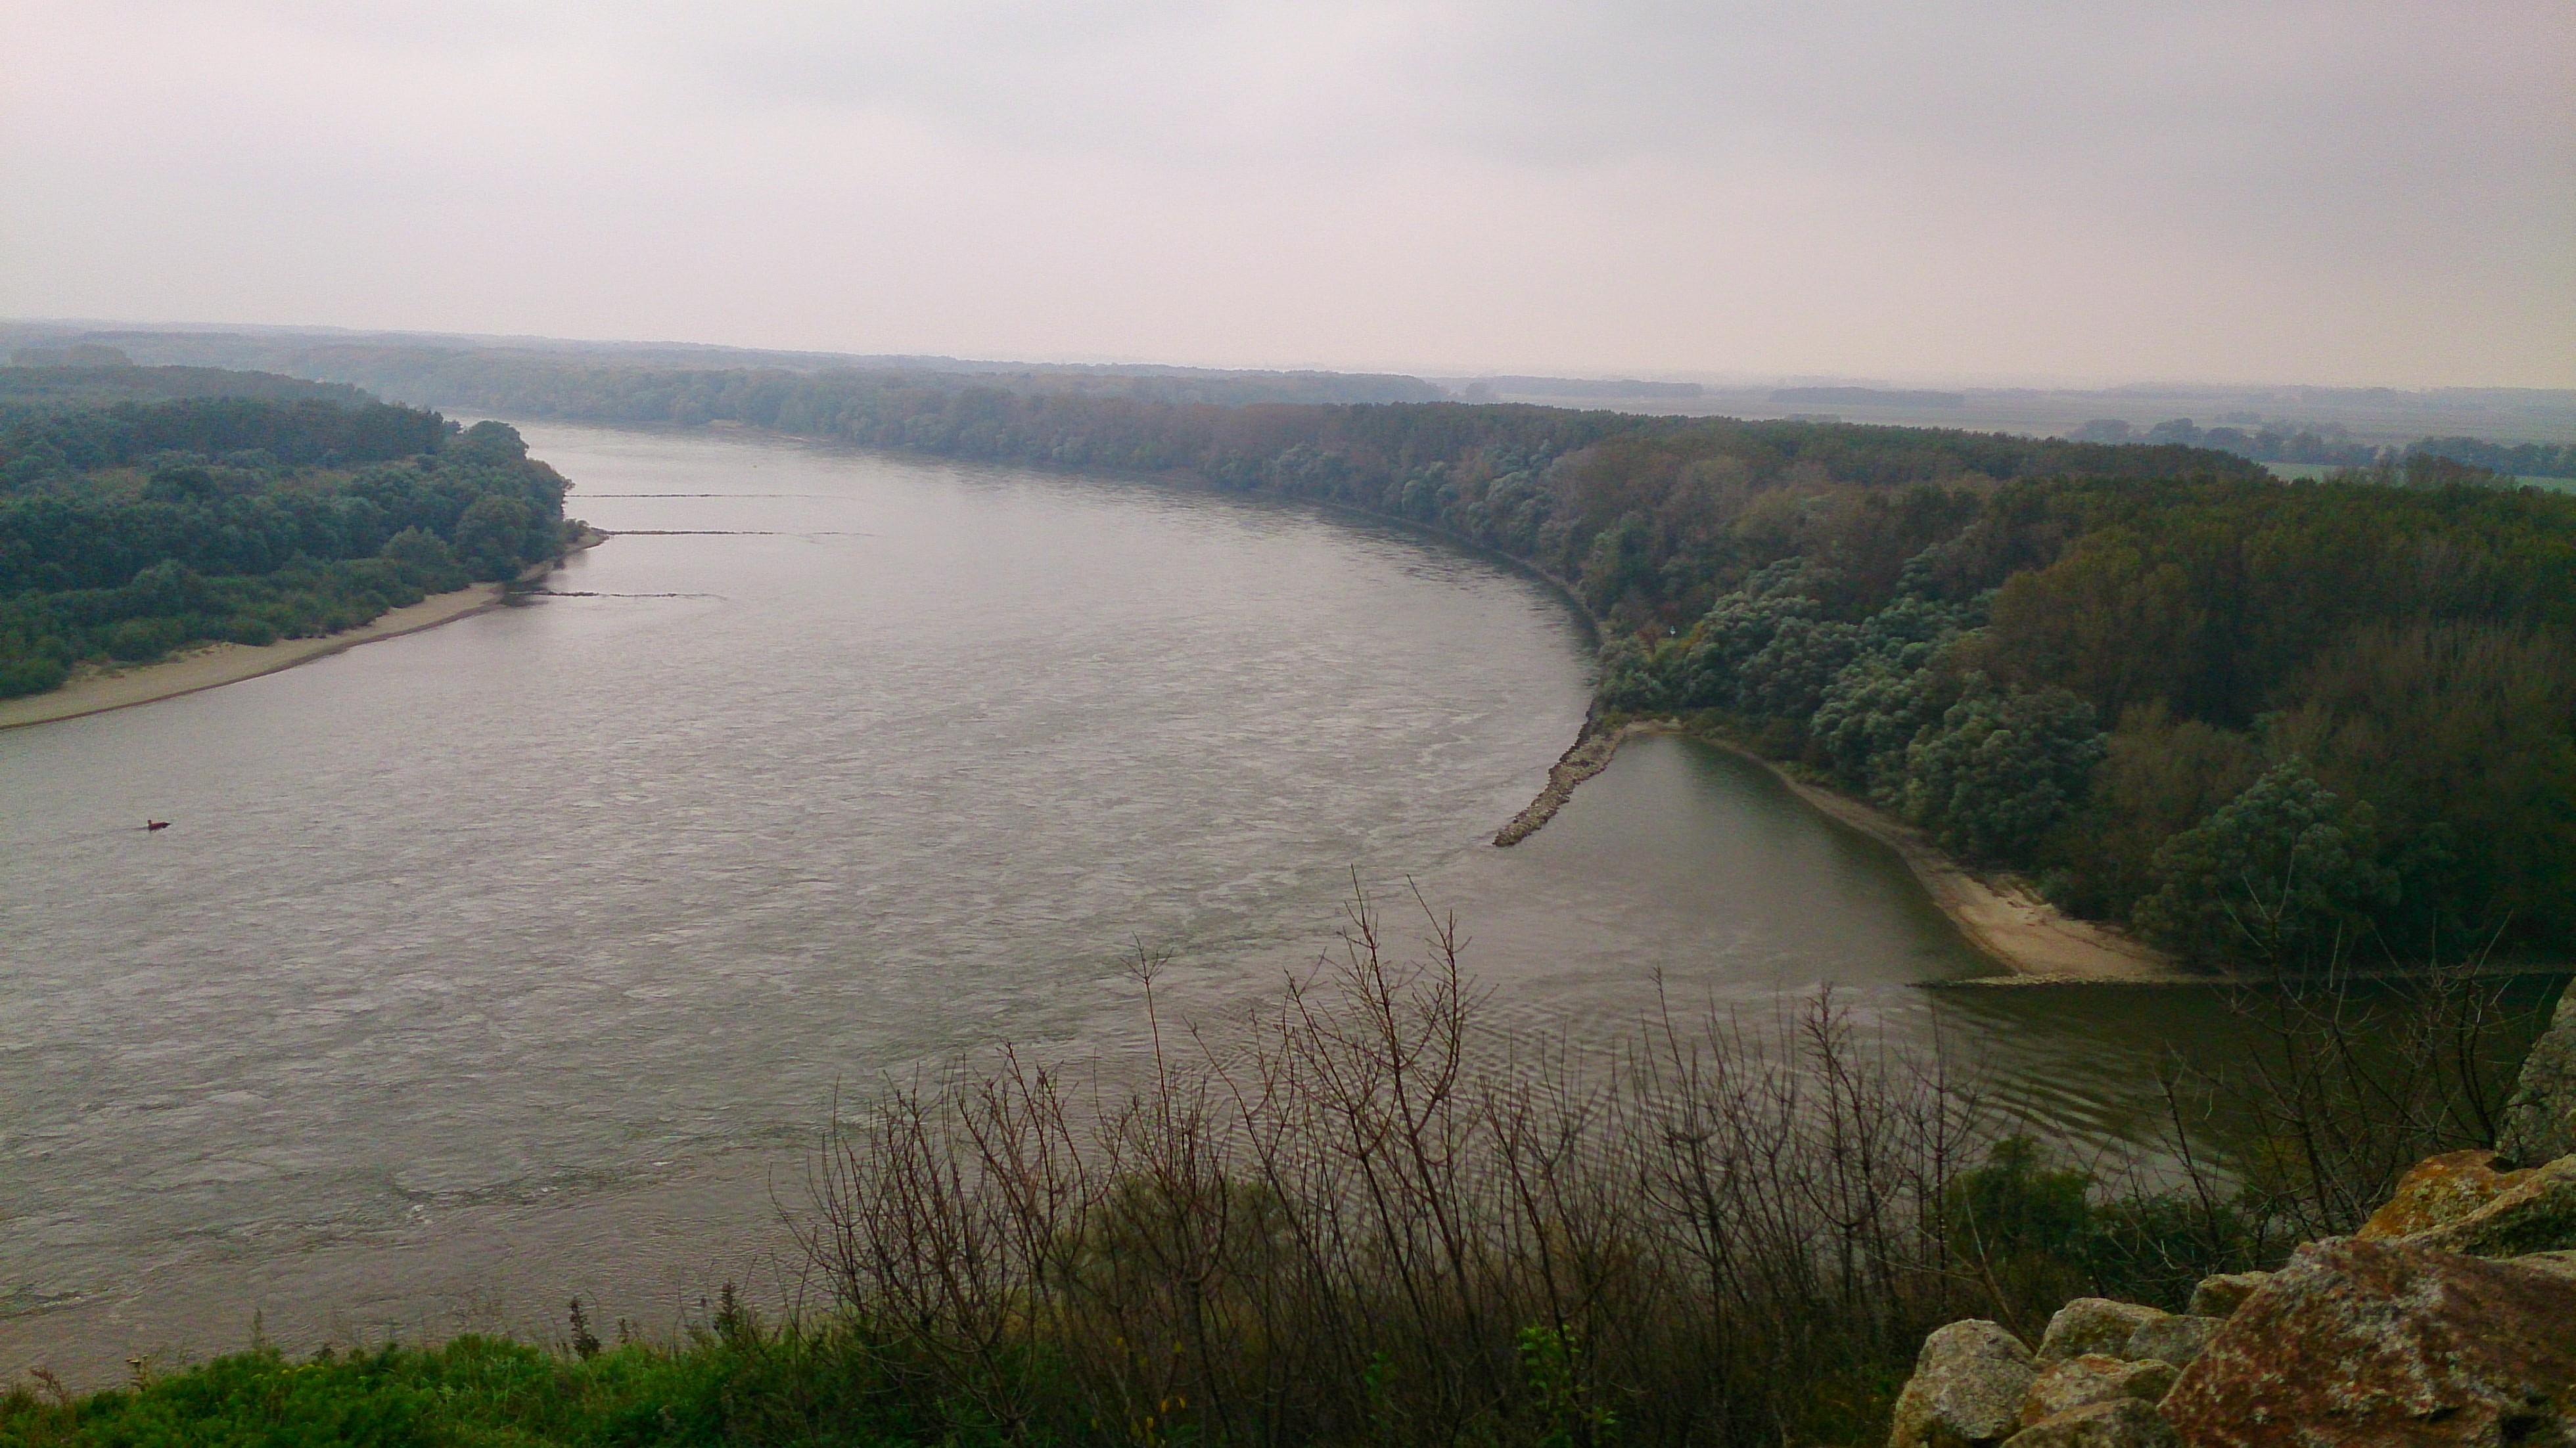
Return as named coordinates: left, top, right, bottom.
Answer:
left=2178, top=949, right=2532, bottom=1240
left=794, top=888, right=2058, bottom=1446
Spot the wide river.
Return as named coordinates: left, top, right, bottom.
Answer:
left=2, top=422, right=2252, bottom=1382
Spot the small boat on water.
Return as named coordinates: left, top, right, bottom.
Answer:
left=145, top=819, right=170, bottom=832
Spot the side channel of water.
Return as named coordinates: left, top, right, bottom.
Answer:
left=1, top=421, right=2263, bottom=1382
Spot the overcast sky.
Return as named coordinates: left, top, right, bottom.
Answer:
left=4, top=1, right=2571, bottom=386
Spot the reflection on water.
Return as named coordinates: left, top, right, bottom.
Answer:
left=0, top=421, right=2475, bottom=1382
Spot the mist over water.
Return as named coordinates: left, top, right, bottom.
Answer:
left=1, top=423, right=2238, bottom=1380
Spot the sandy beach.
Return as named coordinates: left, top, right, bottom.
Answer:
left=0, top=583, right=511, bottom=731
left=0, top=531, right=610, bottom=733
left=1710, top=741, right=2188, bottom=982
left=1503, top=719, right=2190, bottom=982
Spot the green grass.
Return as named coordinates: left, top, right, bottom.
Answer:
left=0, top=1328, right=998, bottom=1448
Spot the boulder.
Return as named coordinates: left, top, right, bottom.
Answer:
left=2508, top=1248, right=2576, bottom=1283
left=2021, top=1354, right=2177, bottom=1422
left=2035, top=1299, right=2165, bottom=1363
left=2002, top=1400, right=2178, bottom=1448
left=2399, top=1154, right=2576, bottom=1258
left=2120, top=1314, right=2222, bottom=1369
left=2357, top=1149, right=2531, bottom=1239
left=1889, top=1319, right=2039, bottom=1448
left=2160, top=1236, right=2576, bottom=1447
left=2500, top=987, right=2576, bottom=1167
left=2183, top=1272, right=2269, bottom=1319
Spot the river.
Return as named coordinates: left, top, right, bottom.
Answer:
left=1, top=422, right=2256, bottom=1381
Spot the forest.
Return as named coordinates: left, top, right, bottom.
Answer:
left=306, top=353, right=2575, bottom=974
left=0, top=373, right=575, bottom=699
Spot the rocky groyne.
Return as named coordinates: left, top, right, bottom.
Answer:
left=1492, top=717, right=1668, bottom=846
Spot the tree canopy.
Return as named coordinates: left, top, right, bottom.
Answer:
left=0, top=384, right=572, bottom=700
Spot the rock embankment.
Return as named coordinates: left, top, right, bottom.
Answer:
left=1884, top=992, right=2576, bottom=1447
left=1492, top=719, right=1667, bottom=846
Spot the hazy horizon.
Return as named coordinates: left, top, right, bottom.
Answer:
left=6, top=2, right=2571, bottom=389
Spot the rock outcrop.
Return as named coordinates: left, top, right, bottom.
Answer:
left=1889, top=1319, right=2040, bottom=1447
left=1885, top=1016, right=2576, bottom=1447
left=2021, top=1355, right=2177, bottom=1422
left=2501, top=987, right=2576, bottom=1166
left=1889, top=1305, right=2214, bottom=1446
left=2116, top=1315, right=2222, bottom=1370
left=2356, top=1148, right=2532, bottom=1238
left=2035, top=1300, right=2166, bottom=1363
left=2160, top=1236, right=2576, bottom=1446
left=2395, top=1153, right=2576, bottom=1259
left=2182, top=1273, right=2268, bottom=1319
left=2002, top=1399, right=2178, bottom=1447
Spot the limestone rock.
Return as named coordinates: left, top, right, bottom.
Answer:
left=2358, top=1149, right=2531, bottom=1239
left=2036, top=1299, right=2165, bottom=1363
left=1889, top=1319, right=2038, bottom=1448
left=2160, top=1236, right=2576, bottom=1447
left=2021, top=1354, right=2177, bottom=1423
left=2002, top=1400, right=2178, bottom=1448
left=2399, top=1153, right=2576, bottom=1258
left=2184, top=1272, right=2269, bottom=1319
left=2500, top=987, right=2576, bottom=1166
left=2120, top=1313, right=2221, bottom=1369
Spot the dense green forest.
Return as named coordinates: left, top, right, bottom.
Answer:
left=1595, top=471, right=2576, bottom=968
left=0, top=371, right=575, bottom=699
left=252, top=352, right=2573, bottom=973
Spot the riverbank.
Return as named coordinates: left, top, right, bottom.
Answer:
left=0, top=585, right=507, bottom=731
left=1712, top=739, right=2188, bottom=982
left=0, top=532, right=606, bottom=732
left=1506, top=717, right=2190, bottom=982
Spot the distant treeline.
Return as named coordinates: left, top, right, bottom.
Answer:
left=2070, top=416, right=2576, bottom=478
left=2411, top=434, right=2576, bottom=480
left=41, top=333, right=1452, bottom=408
left=0, top=376, right=573, bottom=698
left=1772, top=386, right=1966, bottom=409
left=0, top=355, right=373, bottom=416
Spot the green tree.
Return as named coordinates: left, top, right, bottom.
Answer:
left=453, top=493, right=537, bottom=579
left=1900, top=681, right=2105, bottom=862
left=2134, top=757, right=2392, bottom=968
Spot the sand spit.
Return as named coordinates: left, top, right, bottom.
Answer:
left=0, top=533, right=607, bottom=733
left=0, top=585, right=508, bottom=731
left=1498, top=717, right=2189, bottom=982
